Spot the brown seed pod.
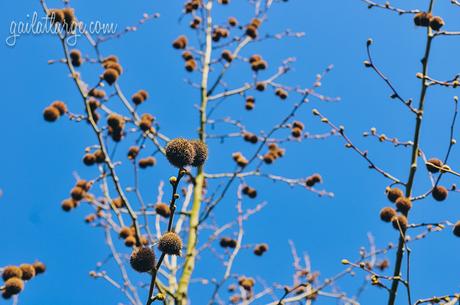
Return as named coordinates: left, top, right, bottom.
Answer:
left=426, top=158, right=443, bottom=173
left=124, top=235, right=136, bottom=247
left=102, top=55, right=119, bottom=64
left=48, top=9, right=64, bottom=25
left=19, top=264, right=35, bottom=280
left=291, top=127, right=302, bottom=138
left=395, top=197, right=412, bottom=213
left=379, top=207, right=396, bottom=223
left=250, top=18, right=262, bottom=29
left=185, top=59, right=197, bottom=72
left=391, top=215, right=408, bottom=231
left=263, top=153, right=275, bottom=164
left=228, top=17, right=238, bottom=27
left=158, top=232, right=183, bottom=256
left=51, top=101, right=68, bottom=115
left=172, top=35, right=188, bottom=49
left=387, top=187, right=404, bottom=203
left=246, top=24, right=258, bottom=39
left=190, top=140, right=208, bottom=167
left=130, top=247, right=156, bottom=273
left=429, top=16, right=444, bottom=31
left=165, top=138, right=195, bottom=168
left=219, top=237, right=231, bottom=248
left=453, top=221, right=460, bottom=237
left=221, top=50, right=233, bottom=62
left=139, top=156, right=156, bottom=169
left=88, top=88, right=106, bottom=99
left=275, top=88, right=288, bottom=99
left=43, top=106, right=60, bottom=122
left=70, top=186, right=85, bottom=201
left=243, top=132, right=258, bottom=144
left=255, top=82, right=266, bottom=91
left=61, top=198, right=75, bottom=212
left=2, top=266, right=22, bottom=281
left=102, top=68, right=119, bottom=85
left=83, top=153, right=96, bottom=166
left=62, top=8, right=76, bottom=32
left=94, top=150, right=105, bottom=163
left=33, top=261, right=46, bottom=274
left=155, top=203, right=171, bottom=218
left=105, top=62, right=123, bottom=75
left=119, top=226, right=132, bottom=239
left=182, top=51, right=193, bottom=61
left=131, top=92, right=144, bottom=105
left=107, top=113, right=124, bottom=128
left=306, top=174, right=322, bottom=187
left=69, top=49, right=82, bottom=67
left=113, top=197, right=124, bottom=208
left=239, top=277, right=255, bottom=290
left=432, top=185, right=448, bottom=201
left=227, top=239, right=237, bottom=248
left=76, top=179, right=92, bottom=192
left=4, top=278, right=24, bottom=296
left=254, top=243, right=268, bottom=256
left=127, top=146, right=140, bottom=160
left=292, top=121, right=305, bottom=130
left=85, top=214, right=96, bottom=223
left=413, top=12, right=432, bottom=27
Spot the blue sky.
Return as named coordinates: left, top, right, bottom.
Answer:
left=1, top=0, right=460, bottom=304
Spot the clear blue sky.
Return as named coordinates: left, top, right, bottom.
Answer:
left=1, top=0, right=460, bottom=304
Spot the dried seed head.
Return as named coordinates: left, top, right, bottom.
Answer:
left=379, top=207, right=397, bottom=223
left=48, top=9, right=64, bottom=25
left=429, top=16, right=445, bottom=31
left=4, top=278, right=24, bottom=296
left=254, top=243, right=269, bottom=256
left=172, top=35, right=188, bottom=49
left=51, top=101, right=67, bottom=115
left=292, top=121, right=304, bottom=130
left=275, top=88, right=288, bottom=100
left=426, top=158, right=443, bottom=173
left=185, top=59, right=197, bottom=72
left=246, top=24, right=258, bottom=39
left=107, top=114, right=124, bottom=128
left=239, top=277, right=255, bottom=291
left=2, top=266, right=22, bottom=281
left=165, top=138, right=195, bottom=168
left=43, top=106, right=60, bottom=122
left=102, top=68, right=119, bottom=85
left=305, top=174, right=322, bottom=187
left=94, top=150, right=105, bottom=163
left=395, top=197, right=412, bottom=213
left=291, top=127, right=302, bottom=138
left=19, top=264, right=35, bottom=281
left=139, top=157, right=156, bottom=169
left=130, top=247, right=156, bottom=273
left=413, top=12, right=432, bottom=27
left=83, top=153, right=96, bottom=166
left=89, top=88, right=106, bottom=98
left=132, top=93, right=144, bottom=105
left=386, top=187, right=404, bottom=203
left=104, top=62, right=123, bottom=75
left=228, top=17, right=238, bottom=27
left=70, top=186, right=85, bottom=201
left=190, top=140, right=208, bottom=167
left=61, top=198, right=75, bottom=212
left=124, top=235, right=136, bottom=247
left=119, top=226, right=132, bottom=239
left=220, top=237, right=232, bottom=248
left=158, top=232, right=183, bottom=256
left=391, top=215, right=408, bottom=231
left=69, top=49, right=82, bottom=67
left=155, top=203, right=171, bottom=218
left=243, top=132, right=258, bottom=144
left=33, top=261, right=46, bottom=274
left=127, top=146, right=140, bottom=160
left=453, top=221, right=460, bottom=237
left=182, top=51, right=193, bottom=61
left=221, top=50, right=233, bottom=62
left=432, top=185, right=448, bottom=201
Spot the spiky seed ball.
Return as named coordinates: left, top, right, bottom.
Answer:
left=107, top=113, right=124, bottom=128
left=51, top=101, right=67, bottom=115
left=113, top=197, right=123, bottom=208
left=182, top=51, right=193, bottom=61
left=239, top=277, right=255, bottom=290
left=62, top=7, right=76, bottom=32
left=105, top=62, right=123, bottom=75
left=379, top=207, right=396, bottom=223
left=391, top=215, right=408, bottom=231
left=61, top=198, right=75, bottom=212
left=85, top=214, right=96, bottom=223
left=103, top=68, right=119, bottom=85
left=190, top=140, right=208, bottom=167
left=48, top=9, right=64, bottom=25
left=158, top=232, right=183, bottom=256
left=453, top=221, right=460, bottom=237
left=119, top=226, right=132, bottom=239
left=2, top=266, right=22, bottom=281
left=306, top=174, right=322, bottom=187
left=254, top=243, right=268, bottom=256
left=43, top=106, right=60, bottom=122
left=185, top=59, right=197, bottom=72
left=227, top=239, right=237, bottom=248
left=395, top=197, right=412, bottom=213
left=220, top=237, right=231, bottom=248
left=70, top=186, right=85, bottom=201
left=76, top=179, right=92, bottom=191
left=19, top=264, right=35, bottom=280
left=139, top=157, right=156, bottom=169
left=155, top=203, right=171, bottom=218
left=426, top=158, right=443, bottom=173
left=263, top=153, right=275, bottom=164
left=32, top=261, right=46, bottom=274
left=132, top=93, right=144, bottom=105
left=432, top=186, right=448, bottom=201
left=69, top=49, right=81, bottom=67
left=165, top=138, right=195, bottom=168
left=228, top=17, right=238, bottom=27
left=130, top=247, right=156, bottom=273
left=430, top=16, right=445, bottom=31
left=414, top=12, right=432, bottom=27
left=88, top=88, right=106, bottom=98
left=127, top=146, right=140, bottom=160
left=222, top=50, right=233, bottom=62
left=124, top=236, right=136, bottom=247
left=4, top=278, right=24, bottom=296
left=293, top=121, right=305, bottom=130
left=172, top=35, right=188, bottom=49
left=83, top=153, right=96, bottom=166
left=251, top=18, right=261, bottom=28
left=246, top=25, right=258, bottom=39
left=387, top=187, right=403, bottom=203
left=291, top=127, right=302, bottom=138
left=94, top=150, right=105, bottom=163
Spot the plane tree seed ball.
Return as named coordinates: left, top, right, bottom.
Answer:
left=165, top=138, right=195, bottom=168
left=33, top=261, right=46, bottom=274
left=387, top=187, right=403, bottom=203
left=4, top=278, right=24, bottom=296
left=158, top=232, right=183, bottom=256
left=130, top=247, right=155, bottom=273
left=426, top=158, right=443, bottom=173
left=2, top=266, right=22, bottom=281
left=19, top=264, right=35, bottom=280
left=190, top=140, right=208, bottom=167
left=380, top=207, right=396, bottom=223
left=432, top=186, right=448, bottom=201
